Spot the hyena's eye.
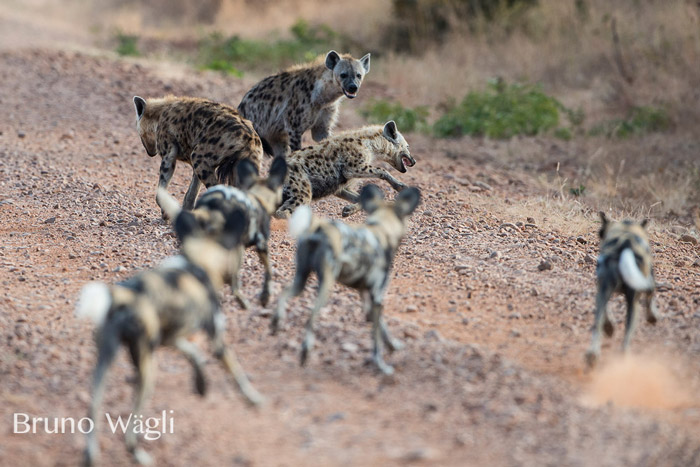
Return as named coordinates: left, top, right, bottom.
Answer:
left=356, top=73, right=361, bottom=78
left=340, top=73, right=348, bottom=79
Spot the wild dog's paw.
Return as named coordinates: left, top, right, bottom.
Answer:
left=584, top=349, right=599, bottom=368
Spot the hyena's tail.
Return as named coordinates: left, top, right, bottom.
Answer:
left=157, top=187, right=182, bottom=218
left=289, top=205, right=318, bottom=239
left=619, top=248, right=654, bottom=291
left=76, top=282, right=112, bottom=326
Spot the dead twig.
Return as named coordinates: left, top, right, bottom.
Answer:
left=611, top=17, right=634, bottom=85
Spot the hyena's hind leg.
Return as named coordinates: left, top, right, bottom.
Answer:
left=585, top=279, right=615, bottom=368
left=182, top=173, right=202, bottom=211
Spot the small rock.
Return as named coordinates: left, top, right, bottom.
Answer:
left=508, top=312, right=521, bottom=320
left=454, top=264, right=469, bottom=272
left=423, top=210, right=433, bottom=217
left=43, top=217, right=56, bottom=224
left=404, top=305, right=418, bottom=313
left=424, top=329, right=443, bottom=342
left=68, top=253, right=78, bottom=259
left=341, top=342, right=359, bottom=353
left=527, top=217, right=535, bottom=223
left=537, top=260, right=552, bottom=271
left=680, top=234, right=698, bottom=244
left=530, top=288, right=539, bottom=296
left=510, top=329, right=521, bottom=338
left=17, top=130, right=26, bottom=138
left=584, top=254, right=597, bottom=264
left=488, top=251, right=502, bottom=260
left=112, top=265, right=126, bottom=273
left=576, top=236, right=587, bottom=244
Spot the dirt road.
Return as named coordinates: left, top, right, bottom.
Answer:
left=1, top=21, right=699, bottom=467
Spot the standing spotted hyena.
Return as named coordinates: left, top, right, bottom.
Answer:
left=275, top=121, right=416, bottom=219
left=238, top=50, right=371, bottom=159
left=133, top=95, right=263, bottom=216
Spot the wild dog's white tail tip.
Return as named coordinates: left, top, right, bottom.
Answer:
left=156, top=187, right=182, bottom=219
left=76, top=282, right=112, bottom=325
left=289, top=205, right=313, bottom=239
left=619, top=248, right=654, bottom=291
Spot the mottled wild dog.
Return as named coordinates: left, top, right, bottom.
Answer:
left=585, top=212, right=659, bottom=367
left=76, top=189, right=263, bottom=467
left=238, top=50, right=371, bottom=158
left=133, top=95, right=263, bottom=216
left=272, top=184, right=421, bottom=375
left=275, top=121, right=416, bottom=219
left=190, top=157, right=287, bottom=309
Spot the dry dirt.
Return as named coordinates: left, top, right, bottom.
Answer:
left=1, top=12, right=700, bottom=467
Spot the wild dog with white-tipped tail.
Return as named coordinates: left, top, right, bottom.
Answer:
left=76, top=189, right=263, bottom=466
left=272, top=184, right=420, bottom=375
left=585, top=212, right=659, bottom=367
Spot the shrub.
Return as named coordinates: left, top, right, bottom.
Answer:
left=198, top=19, right=344, bottom=74
left=360, top=99, right=429, bottom=133
left=115, top=32, right=140, bottom=57
left=432, top=80, right=563, bottom=139
left=589, top=106, right=671, bottom=139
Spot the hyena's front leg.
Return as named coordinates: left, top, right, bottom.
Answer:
left=191, top=148, right=220, bottom=189
left=182, top=173, right=202, bottom=211
left=156, top=148, right=178, bottom=219
left=585, top=280, right=615, bottom=368
left=285, top=118, right=303, bottom=153
left=336, top=188, right=361, bottom=218
left=344, top=166, right=407, bottom=192
left=311, top=105, right=337, bottom=142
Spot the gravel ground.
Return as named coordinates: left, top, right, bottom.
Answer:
left=1, top=42, right=699, bottom=467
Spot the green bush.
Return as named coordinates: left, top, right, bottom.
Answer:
left=589, top=106, right=671, bottom=138
left=115, top=32, right=140, bottom=57
left=361, top=99, right=429, bottom=133
left=433, top=80, right=564, bottom=139
left=198, top=19, right=343, bottom=74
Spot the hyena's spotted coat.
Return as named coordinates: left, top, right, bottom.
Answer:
left=238, top=50, right=370, bottom=158
left=133, top=95, right=263, bottom=215
left=275, top=121, right=416, bottom=219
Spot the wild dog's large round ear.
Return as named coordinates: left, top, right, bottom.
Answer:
left=640, top=218, right=649, bottom=228
left=360, top=53, right=370, bottom=74
left=235, top=159, right=259, bottom=191
left=598, top=211, right=609, bottom=238
left=325, top=50, right=341, bottom=70
left=266, top=157, right=288, bottom=190
left=360, top=184, right=384, bottom=214
left=394, top=187, right=421, bottom=218
left=133, top=96, right=146, bottom=120
left=382, top=121, right=398, bottom=142
left=174, top=210, right=201, bottom=244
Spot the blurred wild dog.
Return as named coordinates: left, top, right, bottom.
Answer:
left=76, top=189, right=263, bottom=467
left=190, top=157, right=287, bottom=309
left=272, top=184, right=421, bottom=375
left=275, top=121, right=416, bottom=219
left=132, top=95, right=263, bottom=216
left=585, top=212, right=659, bottom=367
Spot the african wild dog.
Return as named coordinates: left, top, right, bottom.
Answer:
left=133, top=95, right=263, bottom=216
left=271, top=184, right=421, bottom=375
left=238, top=50, right=371, bottom=158
left=585, top=212, right=659, bottom=367
left=76, top=189, right=263, bottom=466
left=188, top=157, right=287, bottom=309
left=275, top=121, right=416, bottom=219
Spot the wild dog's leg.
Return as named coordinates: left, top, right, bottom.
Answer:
left=379, top=315, right=404, bottom=353
left=644, top=291, right=659, bottom=324
left=336, top=188, right=362, bottom=217
left=300, top=260, right=334, bottom=366
left=175, top=338, right=207, bottom=396
left=156, top=147, right=178, bottom=219
left=369, top=299, right=394, bottom=375
left=343, top=166, right=408, bottom=192
left=229, top=249, right=250, bottom=310
left=210, top=312, right=263, bottom=406
left=84, top=329, right=121, bottom=467
left=585, top=279, right=615, bottom=368
left=622, top=288, right=640, bottom=353
left=257, top=248, right=272, bottom=307
left=125, top=339, right=156, bottom=465
left=182, top=173, right=202, bottom=211
left=272, top=242, right=312, bottom=333
left=362, top=291, right=372, bottom=322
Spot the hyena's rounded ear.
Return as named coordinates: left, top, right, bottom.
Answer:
left=360, top=53, right=370, bottom=74
left=325, top=50, right=341, bottom=70
left=133, top=96, right=147, bottom=120
left=235, top=159, right=259, bottom=191
left=266, top=157, right=288, bottom=190
left=360, top=184, right=384, bottom=214
left=382, top=121, right=398, bottom=142
left=394, top=187, right=421, bottom=218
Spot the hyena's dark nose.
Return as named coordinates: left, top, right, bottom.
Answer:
left=347, top=84, right=358, bottom=94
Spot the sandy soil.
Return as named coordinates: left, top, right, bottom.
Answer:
left=1, top=11, right=700, bottom=467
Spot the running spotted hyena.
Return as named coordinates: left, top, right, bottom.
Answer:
left=133, top=95, right=263, bottom=216
left=238, top=50, right=371, bottom=159
left=275, top=121, right=416, bottom=219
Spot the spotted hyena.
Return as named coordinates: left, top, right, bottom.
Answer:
left=275, top=121, right=416, bottom=219
left=133, top=95, right=263, bottom=216
left=238, top=50, right=370, bottom=159
left=585, top=212, right=659, bottom=367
